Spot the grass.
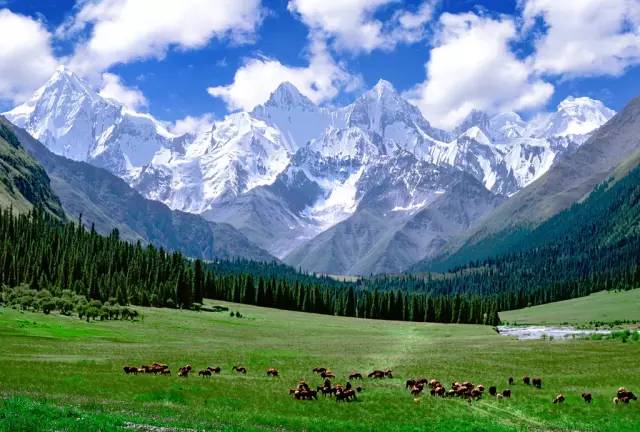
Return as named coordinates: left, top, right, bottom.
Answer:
left=0, top=301, right=639, bottom=432
left=500, top=289, right=640, bottom=325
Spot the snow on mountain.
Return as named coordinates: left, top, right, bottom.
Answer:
left=435, top=96, right=616, bottom=195
left=134, top=112, right=291, bottom=214
left=316, top=79, right=449, bottom=160
left=4, top=66, right=176, bottom=177
left=529, top=96, right=616, bottom=138
left=251, top=82, right=332, bottom=152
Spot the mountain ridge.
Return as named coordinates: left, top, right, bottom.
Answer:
left=4, top=69, right=616, bottom=274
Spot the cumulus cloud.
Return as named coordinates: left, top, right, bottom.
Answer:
left=98, top=73, right=147, bottom=110
left=287, top=0, right=436, bottom=53
left=169, top=114, right=214, bottom=136
left=406, top=12, right=553, bottom=130
left=62, top=0, right=264, bottom=75
left=0, top=9, right=57, bottom=103
left=208, top=38, right=359, bottom=112
left=522, top=0, right=640, bottom=77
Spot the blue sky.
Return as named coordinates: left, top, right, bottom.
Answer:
left=1, top=0, right=639, bottom=131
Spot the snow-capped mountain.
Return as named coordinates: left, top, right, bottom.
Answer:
left=428, top=97, right=615, bottom=195
left=4, top=69, right=616, bottom=274
left=5, top=67, right=176, bottom=177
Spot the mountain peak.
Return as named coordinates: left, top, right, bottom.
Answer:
left=263, top=81, right=315, bottom=109
left=372, top=79, right=396, bottom=95
left=538, top=96, right=616, bottom=137
left=454, top=109, right=492, bottom=138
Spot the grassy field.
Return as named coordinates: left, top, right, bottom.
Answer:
left=1, top=301, right=639, bottom=432
left=501, top=289, right=640, bottom=325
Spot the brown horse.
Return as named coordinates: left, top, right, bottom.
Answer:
left=267, top=368, right=279, bottom=377
left=207, top=366, right=221, bottom=374
left=523, top=375, right=531, bottom=385
left=581, top=392, right=592, bottom=403
left=553, top=394, right=565, bottom=404
left=313, top=367, right=327, bottom=374
left=123, top=366, right=138, bottom=374
left=410, top=384, right=424, bottom=397
left=320, top=370, right=335, bottom=379
left=349, top=372, right=363, bottom=380
left=532, top=377, right=542, bottom=389
left=232, top=365, right=247, bottom=374
left=198, top=369, right=212, bottom=378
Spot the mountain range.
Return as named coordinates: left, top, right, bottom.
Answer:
left=4, top=68, right=616, bottom=274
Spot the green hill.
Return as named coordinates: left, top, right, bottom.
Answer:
left=501, top=289, right=640, bottom=325
left=0, top=122, right=64, bottom=218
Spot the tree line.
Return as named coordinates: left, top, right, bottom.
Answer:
left=0, top=208, right=500, bottom=325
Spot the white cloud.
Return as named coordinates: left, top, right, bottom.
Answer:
left=62, top=0, right=264, bottom=75
left=98, top=73, right=147, bottom=110
left=406, top=12, right=553, bottom=130
left=522, top=0, right=640, bottom=77
left=287, top=0, right=436, bottom=53
left=0, top=9, right=57, bottom=102
left=169, top=114, right=214, bottom=136
left=208, top=38, right=359, bottom=111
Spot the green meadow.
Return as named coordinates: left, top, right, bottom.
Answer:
left=501, top=288, right=640, bottom=325
left=0, top=300, right=639, bottom=431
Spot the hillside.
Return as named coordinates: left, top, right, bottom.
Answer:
left=1, top=302, right=638, bottom=432
left=419, top=96, right=640, bottom=272
left=0, top=122, right=64, bottom=218
left=501, top=289, right=640, bottom=325
left=1, top=117, right=273, bottom=262
left=403, top=160, right=640, bottom=312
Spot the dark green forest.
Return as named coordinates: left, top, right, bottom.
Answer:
left=0, top=208, right=500, bottom=325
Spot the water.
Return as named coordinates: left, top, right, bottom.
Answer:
left=497, top=325, right=611, bottom=340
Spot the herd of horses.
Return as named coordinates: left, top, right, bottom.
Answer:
left=123, top=363, right=637, bottom=406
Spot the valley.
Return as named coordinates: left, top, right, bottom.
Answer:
left=1, top=302, right=639, bottom=432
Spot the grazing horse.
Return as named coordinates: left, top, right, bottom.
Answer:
left=123, top=366, right=138, bottom=374
left=198, top=369, right=212, bottom=378
left=267, top=368, right=279, bottom=377
left=232, top=365, right=247, bottom=374
left=349, top=372, right=363, bottom=380
left=523, top=375, right=531, bottom=385
left=617, top=388, right=637, bottom=400
left=368, top=370, right=387, bottom=379
left=553, top=394, right=565, bottom=404
left=508, top=377, right=514, bottom=386
left=488, top=386, right=497, bottom=396
left=582, top=392, right=592, bottom=403
left=178, top=367, right=190, bottom=377
left=502, top=389, right=512, bottom=398
left=532, top=377, right=542, bottom=389
left=320, top=370, right=335, bottom=379
left=207, top=366, right=221, bottom=374
left=410, top=384, right=424, bottom=397
left=313, top=367, right=327, bottom=374
left=406, top=379, right=416, bottom=389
